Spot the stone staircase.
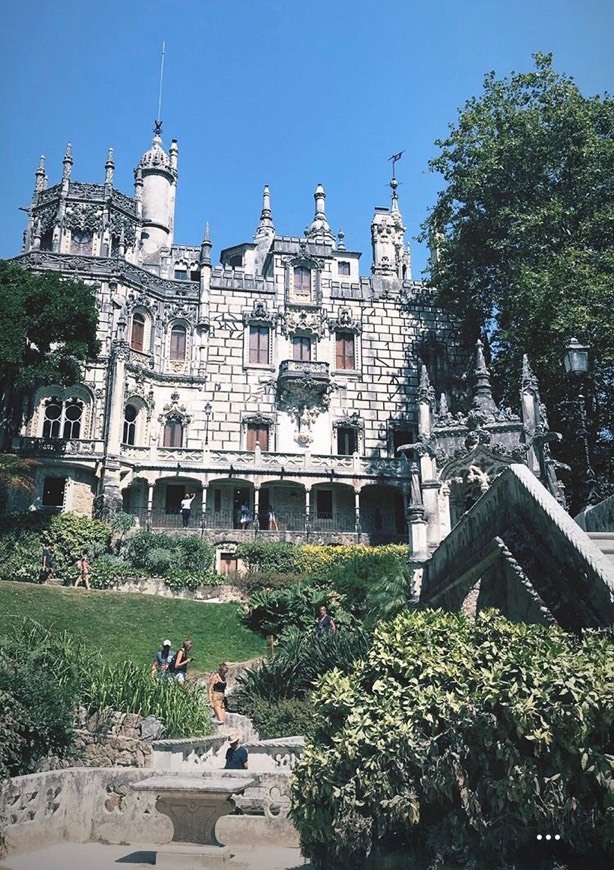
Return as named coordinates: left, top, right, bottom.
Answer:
left=587, top=532, right=614, bottom=564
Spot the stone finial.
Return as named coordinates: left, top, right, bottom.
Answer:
left=418, top=364, right=436, bottom=407
left=118, top=226, right=125, bottom=257
left=200, top=222, right=212, bottom=265
left=390, top=176, right=400, bottom=214
left=105, top=147, right=115, bottom=186
left=254, top=184, right=275, bottom=240
left=62, top=143, right=73, bottom=181
left=337, top=228, right=346, bottom=250
left=306, top=183, right=335, bottom=244
left=472, top=339, right=497, bottom=416
left=33, top=155, right=46, bottom=198
left=521, top=353, right=539, bottom=394
left=169, top=139, right=178, bottom=171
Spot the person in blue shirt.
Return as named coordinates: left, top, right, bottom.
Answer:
left=224, top=731, right=248, bottom=769
left=151, top=639, right=174, bottom=678
left=316, top=605, right=336, bottom=635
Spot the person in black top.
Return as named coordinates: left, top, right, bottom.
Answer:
left=208, top=662, right=229, bottom=723
left=39, top=543, right=54, bottom=584
left=224, top=731, right=248, bottom=770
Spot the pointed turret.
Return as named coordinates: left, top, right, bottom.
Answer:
left=472, top=339, right=497, bottom=416
left=254, top=185, right=275, bottom=241
left=135, top=123, right=178, bottom=257
left=371, top=170, right=410, bottom=278
left=306, top=183, right=335, bottom=245
left=33, top=155, right=47, bottom=200
left=199, top=222, right=212, bottom=266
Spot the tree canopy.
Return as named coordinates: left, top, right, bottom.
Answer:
left=421, top=53, right=614, bottom=509
left=0, top=260, right=100, bottom=444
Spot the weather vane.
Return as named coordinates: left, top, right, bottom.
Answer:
left=154, top=41, right=166, bottom=136
left=389, top=150, right=405, bottom=179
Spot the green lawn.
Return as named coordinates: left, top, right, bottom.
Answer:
left=0, top=580, right=266, bottom=672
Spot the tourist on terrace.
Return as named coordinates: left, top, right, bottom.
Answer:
left=224, top=730, right=248, bottom=769
left=208, top=662, right=229, bottom=723
left=180, top=492, right=196, bottom=528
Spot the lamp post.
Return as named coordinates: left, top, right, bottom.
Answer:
left=562, top=338, right=598, bottom=509
left=204, top=402, right=212, bottom=445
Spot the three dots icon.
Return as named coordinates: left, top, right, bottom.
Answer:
left=537, top=834, right=561, bottom=841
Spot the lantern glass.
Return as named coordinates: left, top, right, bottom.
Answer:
left=563, top=338, right=589, bottom=376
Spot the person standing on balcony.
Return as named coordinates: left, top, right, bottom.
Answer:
left=267, top=504, right=278, bottom=531
left=181, top=492, right=195, bottom=528
left=239, top=502, right=251, bottom=529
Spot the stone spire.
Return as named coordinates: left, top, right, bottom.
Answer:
left=371, top=170, right=410, bottom=278
left=105, top=147, right=115, bottom=186
left=62, top=143, right=73, bottom=181
left=33, top=155, right=47, bottom=200
left=254, top=185, right=275, bottom=241
left=306, top=183, right=335, bottom=245
left=472, top=339, right=497, bottom=416
left=199, top=222, right=212, bottom=265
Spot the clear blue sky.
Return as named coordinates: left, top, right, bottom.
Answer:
left=1, top=0, right=612, bottom=276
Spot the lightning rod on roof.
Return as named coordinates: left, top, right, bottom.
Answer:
left=155, top=41, right=166, bottom=135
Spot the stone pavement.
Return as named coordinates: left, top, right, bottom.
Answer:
left=4, top=842, right=313, bottom=870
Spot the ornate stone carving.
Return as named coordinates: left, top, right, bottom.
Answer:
left=280, top=307, right=326, bottom=337
left=159, top=391, right=191, bottom=425
left=109, top=211, right=137, bottom=246
left=64, top=203, right=103, bottom=233
left=332, top=412, right=363, bottom=431
left=328, top=306, right=361, bottom=334
left=242, top=299, right=278, bottom=327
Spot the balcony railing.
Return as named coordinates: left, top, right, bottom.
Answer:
left=124, top=508, right=406, bottom=542
left=11, top=436, right=105, bottom=457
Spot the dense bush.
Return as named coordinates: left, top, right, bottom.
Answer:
left=290, top=610, right=614, bottom=870
left=121, top=529, right=215, bottom=575
left=233, top=626, right=371, bottom=739
left=241, top=583, right=355, bottom=636
left=235, top=540, right=298, bottom=574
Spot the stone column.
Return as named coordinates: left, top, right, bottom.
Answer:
left=305, top=487, right=311, bottom=536
left=354, top=489, right=361, bottom=536
left=100, top=339, right=129, bottom=515
left=146, top=481, right=154, bottom=530
left=253, top=486, right=260, bottom=533
left=201, top=484, right=208, bottom=530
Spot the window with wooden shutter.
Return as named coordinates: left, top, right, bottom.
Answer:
left=335, top=332, right=355, bottom=369
left=163, top=417, right=183, bottom=448
left=292, top=335, right=312, bottom=361
left=249, top=325, right=270, bottom=364
left=170, top=325, right=187, bottom=361
left=131, top=314, right=145, bottom=351
left=246, top=423, right=269, bottom=451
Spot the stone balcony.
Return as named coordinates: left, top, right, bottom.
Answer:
left=277, top=359, right=331, bottom=405
left=11, top=436, right=105, bottom=458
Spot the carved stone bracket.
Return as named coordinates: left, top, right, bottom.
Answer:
left=242, top=299, right=278, bottom=327
left=328, top=306, right=362, bottom=334
left=280, top=307, right=327, bottom=338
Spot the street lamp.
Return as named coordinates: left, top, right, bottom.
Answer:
left=562, top=338, right=598, bottom=509
left=204, top=402, right=212, bottom=445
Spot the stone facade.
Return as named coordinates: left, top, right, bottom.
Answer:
left=8, top=128, right=563, bottom=553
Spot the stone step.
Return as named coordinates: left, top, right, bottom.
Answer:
left=587, top=532, right=614, bottom=563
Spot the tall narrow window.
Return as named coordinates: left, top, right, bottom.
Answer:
left=62, top=399, right=83, bottom=439
left=246, top=423, right=269, bottom=451
left=338, top=261, right=350, bottom=276
left=293, top=266, right=311, bottom=294
left=335, top=332, right=355, bottom=370
left=337, top=426, right=358, bottom=455
left=292, top=335, right=312, bottom=361
left=123, top=405, right=138, bottom=445
left=42, top=399, right=63, bottom=438
left=170, top=324, right=187, bottom=361
left=131, top=313, right=145, bottom=351
left=249, top=325, right=270, bottom=364
left=163, top=417, right=183, bottom=448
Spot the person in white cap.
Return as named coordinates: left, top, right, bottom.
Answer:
left=224, top=730, right=248, bottom=769
left=151, top=639, right=175, bottom=678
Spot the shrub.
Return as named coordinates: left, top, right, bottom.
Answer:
left=235, top=540, right=298, bottom=574
left=46, top=512, right=111, bottom=570
left=144, top=546, right=175, bottom=575
left=90, top=555, right=138, bottom=590
left=236, top=696, right=317, bottom=740
left=242, top=583, right=329, bottom=636
left=290, top=610, right=614, bottom=870
left=122, top=530, right=170, bottom=568
left=121, top=529, right=215, bottom=576
left=174, top=536, right=215, bottom=572
left=164, top=570, right=223, bottom=593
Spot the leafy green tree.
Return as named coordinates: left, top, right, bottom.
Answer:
left=291, top=610, right=614, bottom=870
left=421, top=54, right=614, bottom=511
left=0, top=260, right=100, bottom=447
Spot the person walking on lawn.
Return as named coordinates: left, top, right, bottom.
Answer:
left=173, top=639, right=193, bottom=683
left=151, top=639, right=175, bottom=678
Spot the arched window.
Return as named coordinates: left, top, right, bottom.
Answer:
left=170, top=324, right=187, bottom=361
left=131, top=313, right=145, bottom=351
left=63, top=398, right=83, bottom=439
left=123, top=404, right=138, bottom=445
left=293, top=266, right=311, bottom=293
left=42, top=398, right=63, bottom=438
left=163, top=417, right=183, bottom=448
left=42, top=396, right=84, bottom=440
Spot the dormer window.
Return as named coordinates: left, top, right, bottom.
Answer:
left=338, top=261, right=350, bottom=276
left=293, top=266, right=311, bottom=294
left=228, top=254, right=243, bottom=268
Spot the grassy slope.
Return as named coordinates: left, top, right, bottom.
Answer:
left=0, top=580, right=266, bottom=671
